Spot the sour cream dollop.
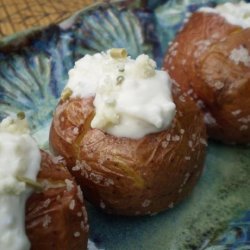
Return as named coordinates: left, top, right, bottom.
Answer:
left=0, top=116, right=41, bottom=250
left=199, top=1, right=250, bottom=29
left=65, top=50, right=176, bottom=139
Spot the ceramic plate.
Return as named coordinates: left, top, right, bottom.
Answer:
left=0, top=0, right=250, bottom=249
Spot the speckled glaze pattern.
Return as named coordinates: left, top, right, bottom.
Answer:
left=0, top=0, right=250, bottom=249
left=205, top=211, right=250, bottom=250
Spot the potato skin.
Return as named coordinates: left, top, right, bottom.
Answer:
left=164, top=11, right=250, bottom=144
left=49, top=83, right=206, bottom=216
left=25, top=151, right=89, bottom=250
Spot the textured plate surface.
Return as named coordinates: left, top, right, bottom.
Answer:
left=0, top=0, right=250, bottom=249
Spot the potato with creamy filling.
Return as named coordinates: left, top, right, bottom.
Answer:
left=50, top=49, right=207, bottom=215
left=26, top=150, right=88, bottom=250
left=164, top=1, right=250, bottom=144
left=0, top=115, right=88, bottom=250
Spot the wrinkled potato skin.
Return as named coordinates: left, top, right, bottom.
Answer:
left=50, top=85, right=206, bottom=216
left=26, top=151, right=89, bottom=250
left=164, top=12, right=250, bottom=144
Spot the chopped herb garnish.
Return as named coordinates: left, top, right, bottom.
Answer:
left=61, top=88, right=73, bottom=101
left=16, top=175, right=43, bottom=192
left=117, top=75, right=124, bottom=85
left=17, top=112, right=25, bottom=120
left=110, top=48, right=127, bottom=59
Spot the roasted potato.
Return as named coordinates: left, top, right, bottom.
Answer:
left=164, top=10, right=250, bottom=144
left=49, top=83, right=206, bottom=216
left=26, top=150, right=89, bottom=250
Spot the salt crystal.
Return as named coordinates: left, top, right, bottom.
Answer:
left=100, top=201, right=106, bottom=209
left=240, top=125, right=248, bottom=131
left=188, top=140, right=193, bottom=148
left=231, top=110, right=241, bottom=116
left=204, top=112, right=217, bottom=126
left=161, top=141, right=168, bottom=148
left=229, top=45, right=250, bottom=67
left=69, top=199, right=75, bottom=210
left=51, top=155, right=65, bottom=164
left=72, top=127, right=79, bottom=135
left=77, top=186, right=84, bottom=202
left=214, top=81, right=224, bottom=90
left=65, top=179, right=74, bottom=192
left=200, top=138, right=208, bottom=146
left=168, top=202, right=174, bottom=208
left=142, top=199, right=151, bottom=208
left=42, top=214, right=52, bottom=228
left=43, top=199, right=51, bottom=208
left=172, top=135, right=180, bottom=141
left=74, top=232, right=80, bottom=238
left=238, top=116, right=250, bottom=124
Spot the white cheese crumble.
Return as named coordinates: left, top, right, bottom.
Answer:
left=0, top=115, right=41, bottom=250
left=0, top=115, right=29, bottom=134
left=64, top=50, right=176, bottom=139
left=199, top=1, right=250, bottom=29
left=229, top=45, right=250, bottom=67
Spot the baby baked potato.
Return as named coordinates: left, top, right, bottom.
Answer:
left=164, top=7, right=250, bottom=144
left=49, top=82, right=206, bottom=216
left=26, top=150, right=89, bottom=250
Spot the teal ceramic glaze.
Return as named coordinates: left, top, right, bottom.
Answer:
left=0, top=0, right=250, bottom=249
left=87, top=143, right=250, bottom=249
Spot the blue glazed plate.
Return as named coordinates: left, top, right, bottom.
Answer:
left=0, top=0, right=250, bottom=249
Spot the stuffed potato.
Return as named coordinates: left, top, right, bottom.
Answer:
left=25, top=150, right=89, bottom=250
left=164, top=2, right=250, bottom=144
left=50, top=51, right=206, bottom=216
